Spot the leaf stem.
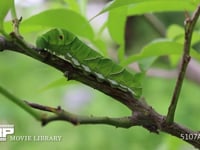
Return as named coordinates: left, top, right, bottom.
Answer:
left=10, top=0, right=17, bottom=19
left=0, top=86, right=41, bottom=121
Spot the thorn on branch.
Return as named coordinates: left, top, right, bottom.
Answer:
left=184, top=55, right=191, bottom=63
left=57, top=106, right=62, bottom=111
left=12, top=16, right=23, bottom=37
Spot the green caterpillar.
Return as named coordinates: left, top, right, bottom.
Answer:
left=36, top=28, right=142, bottom=98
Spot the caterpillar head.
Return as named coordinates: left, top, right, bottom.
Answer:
left=36, top=28, right=76, bottom=55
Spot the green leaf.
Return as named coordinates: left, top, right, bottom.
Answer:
left=121, top=39, right=200, bottom=66
left=91, top=38, right=108, bottom=56
left=107, top=6, right=127, bottom=61
left=169, top=55, right=181, bottom=67
left=94, top=0, right=198, bottom=18
left=190, top=31, right=200, bottom=46
left=117, top=45, right=125, bottom=62
left=0, top=0, right=13, bottom=33
left=127, top=1, right=198, bottom=16
left=167, top=24, right=184, bottom=40
left=166, top=25, right=200, bottom=66
left=79, top=0, right=88, bottom=15
left=107, top=6, right=127, bottom=44
left=167, top=24, right=200, bottom=46
left=95, top=0, right=141, bottom=16
left=64, top=0, right=80, bottom=13
left=20, top=8, right=94, bottom=40
left=138, top=57, right=157, bottom=72
left=39, top=77, right=77, bottom=92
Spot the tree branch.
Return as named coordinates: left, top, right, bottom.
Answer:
left=0, top=86, right=41, bottom=121
left=25, top=100, right=200, bottom=148
left=166, top=5, right=200, bottom=123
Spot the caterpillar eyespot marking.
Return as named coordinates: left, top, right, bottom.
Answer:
left=81, top=65, right=91, bottom=72
left=128, top=88, right=135, bottom=94
left=107, top=79, right=118, bottom=86
left=119, top=84, right=127, bottom=89
left=71, top=58, right=80, bottom=66
left=36, top=28, right=142, bottom=98
left=66, top=53, right=72, bottom=58
left=59, top=55, right=65, bottom=60
left=59, top=35, right=64, bottom=40
left=84, top=55, right=102, bottom=61
left=94, top=72, right=105, bottom=80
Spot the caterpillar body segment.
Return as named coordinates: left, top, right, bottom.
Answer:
left=36, top=28, right=142, bottom=98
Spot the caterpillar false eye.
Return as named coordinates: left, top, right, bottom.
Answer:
left=59, top=35, right=64, bottom=40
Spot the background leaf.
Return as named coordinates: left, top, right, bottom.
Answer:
left=79, top=0, right=88, bottom=15
left=39, top=77, right=77, bottom=92
left=64, top=0, right=80, bottom=13
left=138, top=57, right=157, bottom=72
left=0, top=0, right=13, bottom=33
left=107, top=6, right=127, bottom=61
left=20, top=8, right=94, bottom=40
left=127, top=1, right=198, bottom=16
left=95, top=0, right=142, bottom=16
left=121, top=40, right=200, bottom=66
left=167, top=24, right=184, bottom=40
left=94, top=0, right=198, bottom=18
left=167, top=24, right=200, bottom=45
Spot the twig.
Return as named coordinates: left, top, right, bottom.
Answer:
left=24, top=101, right=135, bottom=128
left=166, top=5, right=200, bottom=123
left=24, top=100, right=60, bottom=113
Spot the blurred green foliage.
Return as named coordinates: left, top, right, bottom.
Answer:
left=1, top=0, right=200, bottom=149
